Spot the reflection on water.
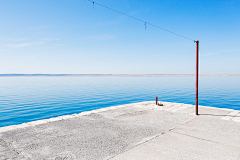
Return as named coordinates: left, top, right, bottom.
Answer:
left=0, top=76, right=239, bottom=127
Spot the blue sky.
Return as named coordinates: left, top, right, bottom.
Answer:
left=0, top=0, right=239, bottom=74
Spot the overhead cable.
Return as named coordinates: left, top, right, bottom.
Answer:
left=87, top=0, right=195, bottom=42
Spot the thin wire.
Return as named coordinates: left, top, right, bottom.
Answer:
left=87, top=0, right=195, bottom=42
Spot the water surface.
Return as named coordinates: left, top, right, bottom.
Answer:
left=0, top=76, right=239, bottom=127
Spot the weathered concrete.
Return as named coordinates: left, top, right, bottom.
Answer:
left=111, top=131, right=240, bottom=160
left=111, top=105, right=240, bottom=160
left=0, top=101, right=239, bottom=160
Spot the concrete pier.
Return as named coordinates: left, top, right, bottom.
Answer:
left=0, top=101, right=240, bottom=160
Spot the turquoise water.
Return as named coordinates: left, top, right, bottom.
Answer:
left=0, top=76, right=239, bottom=127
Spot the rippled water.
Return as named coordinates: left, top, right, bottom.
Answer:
left=0, top=76, right=239, bottom=127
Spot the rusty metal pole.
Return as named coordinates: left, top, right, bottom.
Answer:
left=156, top=97, right=158, bottom=105
left=195, top=41, right=199, bottom=115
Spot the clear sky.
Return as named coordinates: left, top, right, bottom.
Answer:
left=0, top=0, right=239, bottom=74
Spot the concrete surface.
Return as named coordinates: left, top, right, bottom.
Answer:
left=0, top=101, right=239, bottom=160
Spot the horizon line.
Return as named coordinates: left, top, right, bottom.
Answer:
left=0, top=74, right=240, bottom=77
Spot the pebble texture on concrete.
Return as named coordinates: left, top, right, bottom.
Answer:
left=0, top=101, right=239, bottom=160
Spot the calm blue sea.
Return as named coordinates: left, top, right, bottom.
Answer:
left=0, top=76, right=239, bottom=127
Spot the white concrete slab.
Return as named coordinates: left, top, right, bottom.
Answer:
left=111, top=131, right=240, bottom=160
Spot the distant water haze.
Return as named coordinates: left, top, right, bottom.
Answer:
left=0, top=74, right=240, bottom=77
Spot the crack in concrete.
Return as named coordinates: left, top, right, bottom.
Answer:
left=108, top=113, right=197, bottom=160
left=168, top=114, right=240, bottom=151
left=172, top=130, right=240, bottom=151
